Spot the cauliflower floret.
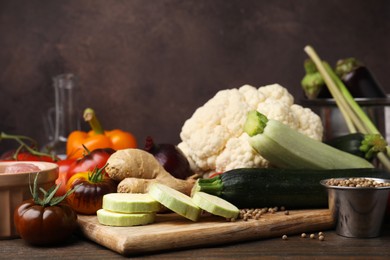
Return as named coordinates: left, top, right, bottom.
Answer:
left=215, top=133, right=270, bottom=172
left=178, top=84, right=323, bottom=174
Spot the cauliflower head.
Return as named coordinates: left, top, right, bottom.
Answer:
left=178, top=84, right=323, bottom=174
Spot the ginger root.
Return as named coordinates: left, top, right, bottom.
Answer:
left=106, top=149, right=195, bottom=195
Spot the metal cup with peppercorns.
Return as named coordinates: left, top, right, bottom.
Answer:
left=321, top=177, right=390, bottom=238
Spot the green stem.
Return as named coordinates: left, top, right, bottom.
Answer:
left=83, top=108, right=104, bottom=135
left=244, top=111, right=268, bottom=137
left=1, top=132, right=56, bottom=161
left=89, top=164, right=107, bottom=183
left=197, top=176, right=221, bottom=184
left=194, top=178, right=223, bottom=196
left=1, top=132, right=38, bottom=147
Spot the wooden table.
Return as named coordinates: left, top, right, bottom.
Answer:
left=2, top=224, right=390, bottom=259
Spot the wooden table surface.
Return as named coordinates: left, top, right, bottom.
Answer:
left=2, top=223, right=390, bottom=259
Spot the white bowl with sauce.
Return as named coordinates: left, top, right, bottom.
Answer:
left=0, top=161, right=58, bottom=239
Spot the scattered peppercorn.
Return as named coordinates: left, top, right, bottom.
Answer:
left=310, top=234, right=315, bottom=239
left=282, top=235, right=288, bottom=240
left=319, top=235, right=325, bottom=241
left=301, top=233, right=307, bottom=238
left=238, top=206, right=286, bottom=220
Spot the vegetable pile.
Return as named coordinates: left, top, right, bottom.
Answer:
left=3, top=44, right=390, bottom=245
left=106, top=148, right=195, bottom=196
left=178, top=84, right=324, bottom=175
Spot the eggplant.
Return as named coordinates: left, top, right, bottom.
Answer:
left=325, top=133, right=366, bottom=159
left=325, top=133, right=387, bottom=161
left=335, top=57, right=387, bottom=98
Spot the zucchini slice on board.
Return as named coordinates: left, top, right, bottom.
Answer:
left=102, top=193, right=161, bottom=213
left=97, top=209, right=156, bottom=227
left=148, top=183, right=201, bottom=221
left=192, top=192, right=239, bottom=219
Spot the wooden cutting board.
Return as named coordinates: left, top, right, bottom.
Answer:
left=77, top=209, right=335, bottom=256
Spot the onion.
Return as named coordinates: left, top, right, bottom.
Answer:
left=144, top=136, right=193, bottom=179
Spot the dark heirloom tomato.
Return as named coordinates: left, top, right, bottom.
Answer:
left=13, top=174, right=78, bottom=246
left=66, top=166, right=117, bottom=215
left=14, top=200, right=77, bottom=246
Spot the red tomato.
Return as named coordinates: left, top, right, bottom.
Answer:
left=55, top=158, right=77, bottom=196
left=67, top=148, right=115, bottom=178
left=208, top=172, right=223, bottom=178
left=14, top=199, right=77, bottom=246
left=66, top=167, right=117, bottom=215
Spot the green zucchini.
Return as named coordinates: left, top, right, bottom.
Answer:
left=244, top=111, right=374, bottom=169
left=192, top=167, right=389, bottom=209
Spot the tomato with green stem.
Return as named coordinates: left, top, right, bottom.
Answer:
left=66, top=165, right=117, bottom=215
left=14, top=174, right=78, bottom=246
left=55, top=147, right=114, bottom=197
left=67, top=147, right=115, bottom=177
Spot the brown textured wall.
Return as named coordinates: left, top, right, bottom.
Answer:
left=0, top=0, right=389, bottom=153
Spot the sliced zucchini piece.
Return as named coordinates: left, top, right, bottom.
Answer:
left=148, top=183, right=201, bottom=221
left=102, top=193, right=161, bottom=213
left=192, top=191, right=239, bottom=219
left=97, top=209, right=155, bottom=227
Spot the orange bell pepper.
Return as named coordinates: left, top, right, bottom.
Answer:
left=66, top=108, right=137, bottom=159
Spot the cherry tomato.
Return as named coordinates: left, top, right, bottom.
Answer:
left=66, top=167, right=117, bottom=215
left=55, top=158, right=77, bottom=196
left=14, top=199, right=77, bottom=246
left=0, top=150, right=57, bottom=162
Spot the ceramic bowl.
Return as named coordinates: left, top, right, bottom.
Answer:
left=0, top=161, right=58, bottom=239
